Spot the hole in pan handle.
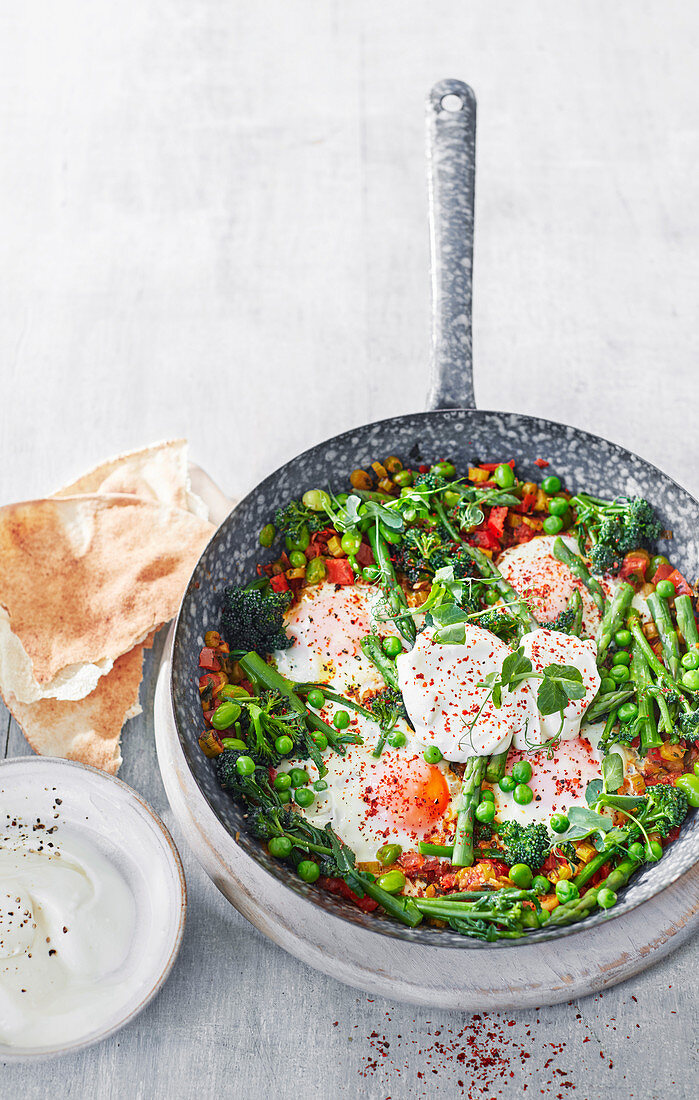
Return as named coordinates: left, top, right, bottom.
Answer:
left=426, top=79, right=477, bottom=412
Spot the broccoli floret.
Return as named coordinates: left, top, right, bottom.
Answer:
left=643, top=784, right=689, bottom=837
left=413, top=471, right=449, bottom=494
left=221, top=585, right=292, bottom=655
left=216, top=748, right=274, bottom=802
left=368, top=687, right=408, bottom=727
left=497, top=821, right=551, bottom=870
left=429, top=544, right=479, bottom=581
left=274, top=500, right=328, bottom=540
left=476, top=608, right=520, bottom=645
left=571, top=493, right=663, bottom=575
left=247, top=805, right=292, bottom=840
left=676, top=709, right=699, bottom=744
left=541, top=607, right=577, bottom=633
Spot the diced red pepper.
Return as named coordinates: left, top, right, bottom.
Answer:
left=198, top=672, right=220, bottom=693
left=487, top=506, right=508, bottom=538
left=479, top=460, right=515, bottom=472
left=666, top=568, right=693, bottom=598
left=355, top=541, right=375, bottom=568
left=325, top=558, right=354, bottom=584
left=620, top=553, right=649, bottom=586
left=269, top=572, right=290, bottom=592
left=514, top=524, right=538, bottom=544
left=651, top=563, right=673, bottom=585
left=418, top=464, right=430, bottom=474
left=320, top=876, right=379, bottom=912
left=516, top=491, right=538, bottom=514
left=305, top=542, right=322, bottom=560
left=470, top=525, right=501, bottom=552
left=198, top=647, right=221, bottom=671
left=534, top=458, right=549, bottom=468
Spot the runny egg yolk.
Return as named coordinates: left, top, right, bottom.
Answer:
left=371, top=756, right=450, bottom=831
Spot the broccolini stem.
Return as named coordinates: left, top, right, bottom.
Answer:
left=418, top=841, right=503, bottom=859
left=296, top=685, right=376, bottom=721
left=568, top=589, right=584, bottom=636
left=675, top=593, right=699, bottom=649
left=630, top=639, right=663, bottom=753
left=552, top=537, right=606, bottom=614
left=485, top=747, right=509, bottom=784
left=647, top=592, right=681, bottom=680
left=367, top=526, right=416, bottom=644
left=595, top=581, right=634, bottom=663
left=647, top=684, right=674, bottom=736
left=459, top=544, right=539, bottom=634
left=360, top=634, right=400, bottom=692
left=431, top=497, right=461, bottom=543
left=451, top=756, right=487, bottom=867
left=352, top=874, right=423, bottom=927
left=583, top=687, right=634, bottom=725
left=547, top=855, right=641, bottom=926
left=572, top=849, right=611, bottom=889
left=627, top=612, right=685, bottom=692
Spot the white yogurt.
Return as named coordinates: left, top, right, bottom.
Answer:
left=0, top=826, right=135, bottom=1048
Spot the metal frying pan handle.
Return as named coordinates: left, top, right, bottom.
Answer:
left=426, top=79, right=477, bottom=411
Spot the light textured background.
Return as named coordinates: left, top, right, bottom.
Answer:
left=1, top=1, right=698, bottom=1097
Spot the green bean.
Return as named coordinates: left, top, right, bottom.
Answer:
left=595, top=581, right=634, bottom=663
left=583, top=687, right=634, bottom=725
left=631, top=637, right=662, bottom=753
left=553, top=537, right=606, bottom=613
left=647, top=592, right=681, bottom=679
left=675, top=594, right=699, bottom=648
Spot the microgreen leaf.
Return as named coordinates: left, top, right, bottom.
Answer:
left=602, top=752, right=624, bottom=794
left=585, top=779, right=603, bottom=806
left=556, top=805, right=613, bottom=842
left=536, top=664, right=585, bottom=716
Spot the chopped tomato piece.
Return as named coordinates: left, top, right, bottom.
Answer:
left=514, top=523, right=538, bottom=544
left=320, top=876, right=379, bottom=912
left=666, top=568, right=693, bottom=598
left=355, top=541, right=375, bottom=567
left=651, top=563, right=673, bottom=585
left=269, top=572, right=290, bottom=592
left=479, top=460, right=515, bottom=472
left=470, top=524, right=501, bottom=552
left=620, top=553, right=650, bottom=586
left=534, top=458, right=549, bottom=468
left=198, top=672, right=221, bottom=693
left=479, top=858, right=510, bottom=878
left=198, top=647, right=221, bottom=671
left=487, top=506, right=508, bottom=538
left=325, top=558, right=354, bottom=584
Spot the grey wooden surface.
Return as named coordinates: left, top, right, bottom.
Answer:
left=1, top=1, right=698, bottom=1096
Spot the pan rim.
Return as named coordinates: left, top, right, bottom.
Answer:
left=171, top=406, right=699, bottom=948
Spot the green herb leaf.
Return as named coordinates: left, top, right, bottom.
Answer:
left=537, top=664, right=586, bottom=716
left=556, top=805, right=613, bottom=842
left=602, top=752, right=624, bottom=794
left=585, top=779, right=603, bottom=806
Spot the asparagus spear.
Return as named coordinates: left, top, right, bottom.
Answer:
left=485, top=747, right=509, bottom=784
left=595, top=581, right=634, bottom=663
left=459, top=544, right=539, bottom=634
left=631, top=637, right=663, bottom=753
left=627, top=610, right=683, bottom=691
left=367, top=525, right=416, bottom=644
left=583, top=687, right=634, bottom=725
left=553, top=537, right=606, bottom=613
left=451, top=756, right=487, bottom=867
left=647, top=592, right=681, bottom=679
left=547, top=855, right=641, bottom=926
left=568, top=588, right=584, bottom=636
left=675, top=593, right=699, bottom=649
left=360, top=634, right=400, bottom=692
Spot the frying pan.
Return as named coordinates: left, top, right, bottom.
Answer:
left=171, top=79, right=699, bottom=947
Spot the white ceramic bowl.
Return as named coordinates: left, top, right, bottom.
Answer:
left=0, top=756, right=186, bottom=1061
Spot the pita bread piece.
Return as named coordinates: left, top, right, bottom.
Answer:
left=0, top=494, right=213, bottom=691
left=54, top=438, right=209, bottom=519
left=6, top=642, right=147, bottom=774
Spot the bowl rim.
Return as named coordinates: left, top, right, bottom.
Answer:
left=0, top=755, right=187, bottom=1061
left=170, top=406, right=699, bottom=949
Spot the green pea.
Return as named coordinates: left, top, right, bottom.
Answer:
left=614, top=629, right=632, bottom=647
left=600, top=677, right=616, bottom=693
left=541, top=475, right=562, bottom=494
left=268, top=836, right=293, bottom=858
left=479, top=789, right=495, bottom=803
left=550, top=813, right=569, bottom=833
left=484, top=587, right=500, bottom=605
left=555, top=880, right=579, bottom=903
left=306, top=688, right=325, bottom=709
left=682, top=651, right=699, bottom=670
left=611, top=664, right=631, bottom=683
left=645, top=839, right=663, bottom=862
left=627, top=841, right=646, bottom=862
left=259, top=523, right=276, bottom=548
left=548, top=496, right=569, bottom=517
left=542, top=515, right=564, bottom=535
left=393, top=469, right=414, bottom=487
left=305, top=557, right=326, bottom=585
left=511, top=760, right=533, bottom=784
left=494, top=463, right=515, bottom=489
left=682, top=669, right=699, bottom=691
left=217, top=731, right=243, bottom=749
left=509, top=863, right=533, bottom=888
left=275, top=735, right=294, bottom=755
left=336, top=493, right=349, bottom=506
left=333, top=710, right=350, bottom=730
left=612, top=650, right=631, bottom=666
left=289, top=550, right=307, bottom=569
left=363, top=566, right=380, bottom=582
left=340, top=531, right=362, bottom=556
left=211, top=701, right=242, bottom=730
left=382, top=635, right=404, bottom=659
left=532, top=875, right=551, bottom=895
left=432, top=461, right=456, bottom=479
left=219, top=684, right=251, bottom=701
left=285, top=525, right=310, bottom=552
left=295, top=859, right=319, bottom=883
left=376, top=869, right=406, bottom=894
left=313, top=779, right=328, bottom=792
left=513, top=783, right=534, bottom=805
left=676, top=773, right=699, bottom=808
left=499, top=775, right=517, bottom=793
left=294, top=787, right=315, bottom=808
left=377, top=843, right=403, bottom=866
left=288, top=768, right=309, bottom=788
left=597, top=887, right=617, bottom=909
left=423, top=745, right=443, bottom=764
left=389, top=731, right=407, bottom=748
left=694, top=762, right=699, bottom=778
left=649, top=554, right=669, bottom=575
left=655, top=578, right=676, bottom=599
left=302, top=489, right=331, bottom=512
left=235, top=755, right=255, bottom=777
left=443, top=490, right=461, bottom=508
left=617, top=702, right=638, bottom=722
left=274, top=773, right=292, bottom=791
left=475, top=800, right=495, bottom=824
left=312, top=732, right=328, bottom=752
left=277, top=790, right=291, bottom=804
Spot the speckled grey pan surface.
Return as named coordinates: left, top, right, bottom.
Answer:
left=171, top=80, right=698, bottom=948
